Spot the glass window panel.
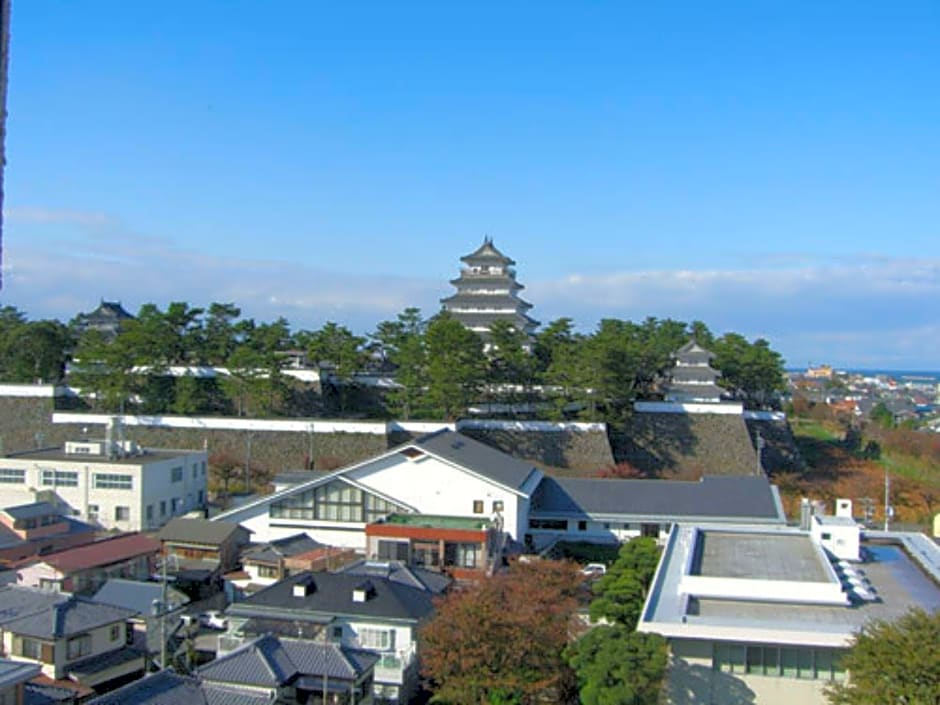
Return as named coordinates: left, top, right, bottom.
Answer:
left=713, top=643, right=729, bottom=672
left=763, top=646, right=779, bottom=676
left=814, top=649, right=833, bottom=681
left=781, top=648, right=798, bottom=678
left=831, top=652, right=847, bottom=682
left=797, top=649, right=814, bottom=679
left=746, top=646, right=763, bottom=674
left=728, top=645, right=746, bottom=673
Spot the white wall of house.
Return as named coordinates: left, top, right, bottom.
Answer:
left=2, top=620, right=128, bottom=679
left=0, top=451, right=207, bottom=531
left=225, top=452, right=529, bottom=548
left=15, top=561, right=63, bottom=590
left=346, top=454, right=525, bottom=537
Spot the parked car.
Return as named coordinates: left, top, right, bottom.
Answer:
left=580, top=563, right=607, bottom=579
left=199, top=610, right=228, bottom=630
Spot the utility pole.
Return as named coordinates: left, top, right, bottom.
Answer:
left=883, top=470, right=892, bottom=532
left=160, top=550, right=168, bottom=669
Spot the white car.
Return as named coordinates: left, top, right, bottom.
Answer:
left=580, top=563, right=607, bottom=578
left=199, top=610, right=228, bottom=631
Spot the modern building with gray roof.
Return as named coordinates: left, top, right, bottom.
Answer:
left=638, top=521, right=940, bottom=705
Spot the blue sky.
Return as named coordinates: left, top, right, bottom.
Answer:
left=2, top=1, right=939, bottom=369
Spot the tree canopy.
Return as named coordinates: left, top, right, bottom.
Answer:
left=420, top=558, right=581, bottom=705
left=825, top=607, right=940, bottom=705
left=0, top=301, right=786, bottom=421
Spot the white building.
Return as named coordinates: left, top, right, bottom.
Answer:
left=0, top=439, right=208, bottom=532
left=215, top=430, right=786, bottom=554
left=638, top=522, right=940, bottom=705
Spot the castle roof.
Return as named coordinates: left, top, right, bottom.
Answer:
left=459, top=237, right=515, bottom=266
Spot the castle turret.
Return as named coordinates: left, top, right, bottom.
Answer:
left=664, top=340, right=724, bottom=403
left=441, top=238, right=538, bottom=341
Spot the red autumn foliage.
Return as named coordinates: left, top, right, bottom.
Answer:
left=419, top=558, right=581, bottom=705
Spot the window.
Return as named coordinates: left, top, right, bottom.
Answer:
left=198, top=490, right=204, bottom=505
left=358, top=628, right=394, bottom=651
left=492, top=500, right=504, bottom=513
left=641, top=523, right=660, bottom=538
left=171, top=466, right=183, bottom=482
left=87, top=504, right=99, bottom=521
left=41, top=469, right=78, bottom=487
left=472, top=500, right=484, bottom=514
left=269, top=481, right=408, bottom=523
left=114, top=506, right=130, bottom=521
left=578, top=520, right=588, bottom=532
left=0, top=468, right=25, bottom=483
left=67, top=634, right=91, bottom=660
left=201, top=461, right=207, bottom=476
left=456, top=542, right=480, bottom=568
left=171, top=498, right=179, bottom=513
left=146, top=505, right=154, bottom=521
left=529, top=518, right=567, bottom=530
left=378, top=540, right=409, bottom=561
left=821, top=532, right=832, bottom=541
left=332, top=626, right=343, bottom=640
left=160, top=500, right=167, bottom=517
left=192, top=464, right=197, bottom=479
left=716, top=643, right=844, bottom=681
left=110, top=624, right=121, bottom=641
left=93, top=473, right=133, bottom=490
left=39, top=578, right=62, bottom=591
left=18, top=637, right=42, bottom=660
left=257, top=565, right=280, bottom=579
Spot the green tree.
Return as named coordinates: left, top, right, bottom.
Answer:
left=712, top=333, right=785, bottom=408
left=869, top=401, right=895, bottom=429
left=485, top=321, right=536, bottom=413
left=69, top=330, right=139, bottom=412
left=371, top=308, right=428, bottom=419
left=424, top=314, right=485, bottom=420
left=304, top=322, right=366, bottom=414
left=825, top=608, right=940, bottom=705
left=566, top=627, right=667, bottom=705
left=199, top=302, right=242, bottom=365
left=589, top=537, right=661, bottom=628
left=0, top=319, right=72, bottom=383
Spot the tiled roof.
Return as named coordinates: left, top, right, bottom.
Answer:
left=0, top=586, right=70, bottom=626
left=2, top=595, right=136, bottom=639
left=198, top=634, right=296, bottom=688
left=531, top=475, right=784, bottom=522
left=158, top=518, right=248, bottom=546
left=337, top=559, right=451, bottom=595
left=201, top=686, right=275, bottom=705
left=67, top=646, right=145, bottom=678
left=243, top=534, right=322, bottom=565
left=232, top=571, right=435, bottom=622
left=38, top=533, right=160, bottom=573
left=459, top=238, right=515, bottom=265
left=1, top=502, right=60, bottom=521
left=415, top=429, right=540, bottom=492
left=92, top=579, right=189, bottom=615
left=86, top=671, right=205, bottom=705
left=0, top=658, right=40, bottom=689
left=197, top=635, right=377, bottom=688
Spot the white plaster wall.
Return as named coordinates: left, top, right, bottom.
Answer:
left=348, top=455, right=522, bottom=539
left=15, top=562, right=61, bottom=588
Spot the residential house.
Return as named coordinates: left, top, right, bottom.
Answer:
left=0, top=503, right=97, bottom=568
left=0, top=658, right=41, bottom=705
left=157, top=518, right=250, bottom=574
left=0, top=439, right=208, bottom=532
left=223, top=570, right=437, bottom=704
left=0, top=586, right=143, bottom=692
left=86, top=635, right=378, bottom=705
left=239, top=533, right=323, bottom=586
left=637, top=520, right=940, bottom=705
left=92, top=579, right=190, bottom=660
left=16, top=533, right=160, bottom=594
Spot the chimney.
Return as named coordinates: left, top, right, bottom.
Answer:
left=799, top=497, right=813, bottom=531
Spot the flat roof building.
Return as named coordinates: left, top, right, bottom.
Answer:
left=0, top=438, right=207, bottom=532
left=638, top=523, right=940, bottom=705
